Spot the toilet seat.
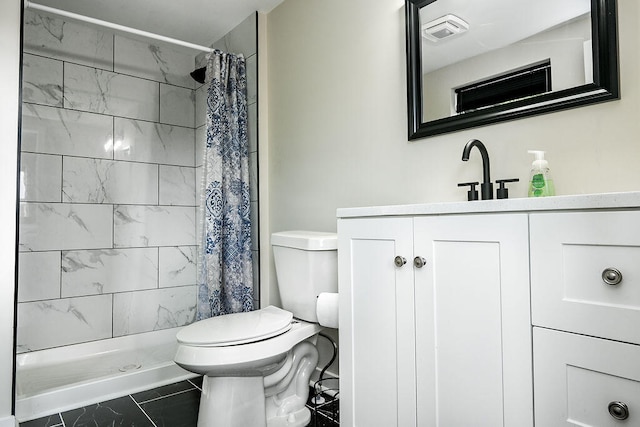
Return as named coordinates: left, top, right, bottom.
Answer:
left=175, top=318, right=323, bottom=375
left=177, top=306, right=293, bottom=347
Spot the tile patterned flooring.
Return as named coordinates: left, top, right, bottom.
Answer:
left=20, top=377, right=339, bottom=427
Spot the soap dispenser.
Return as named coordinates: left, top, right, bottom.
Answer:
left=527, top=150, right=555, bottom=197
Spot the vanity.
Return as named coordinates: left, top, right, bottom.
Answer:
left=337, top=192, right=640, bottom=426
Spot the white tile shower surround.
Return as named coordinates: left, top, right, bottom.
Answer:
left=21, top=55, right=63, bottom=107
left=17, top=12, right=262, bottom=420
left=19, top=152, right=62, bottom=203
left=160, top=84, right=196, bottom=127
left=159, top=165, right=197, bottom=206
left=113, top=35, right=195, bottom=88
left=195, top=85, right=207, bottom=130
left=23, top=10, right=195, bottom=89
left=63, top=63, right=161, bottom=121
left=21, top=103, right=114, bottom=159
left=17, top=295, right=113, bottom=352
left=114, top=118, right=196, bottom=166
left=113, top=287, right=197, bottom=336
left=17, top=252, right=61, bottom=302
left=159, top=246, right=198, bottom=287
left=19, top=203, right=114, bottom=252
left=245, top=54, right=258, bottom=104
left=23, top=10, right=114, bottom=70
left=19, top=246, right=197, bottom=300
left=62, top=157, right=160, bottom=204
left=61, top=248, right=159, bottom=297
left=19, top=8, right=200, bottom=354
left=113, top=205, right=196, bottom=247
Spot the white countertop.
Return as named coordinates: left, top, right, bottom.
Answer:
left=336, top=191, right=640, bottom=218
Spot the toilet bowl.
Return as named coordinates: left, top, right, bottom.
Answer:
left=174, top=231, right=338, bottom=427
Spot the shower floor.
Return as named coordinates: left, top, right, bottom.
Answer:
left=15, top=327, right=195, bottom=421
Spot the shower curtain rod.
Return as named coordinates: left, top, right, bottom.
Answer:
left=25, top=1, right=214, bottom=53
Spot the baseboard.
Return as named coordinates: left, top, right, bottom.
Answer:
left=0, top=415, right=17, bottom=427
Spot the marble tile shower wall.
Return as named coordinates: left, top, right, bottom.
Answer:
left=17, top=10, right=200, bottom=353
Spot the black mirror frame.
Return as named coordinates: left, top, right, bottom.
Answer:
left=406, top=0, right=619, bottom=140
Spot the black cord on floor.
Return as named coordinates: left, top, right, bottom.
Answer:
left=312, top=332, right=338, bottom=426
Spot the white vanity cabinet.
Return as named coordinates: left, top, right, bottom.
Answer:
left=337, top=217, right=416, bottom=427
left=338, top=213, right=533, bottom=427
left=530, top=211, right=640, bottom=425
left=338, top=194, right=640, bottom=427
left=533, top=327, right=640, bottom=426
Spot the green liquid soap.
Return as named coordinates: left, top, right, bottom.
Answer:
left=528, top=173, right=555, bottom=197
left=527, top=150, right=555, bottom=198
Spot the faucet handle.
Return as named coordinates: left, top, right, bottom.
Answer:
left=458, top=181, right=479, bottom=201
left=496, top=178, right=519, bottom=199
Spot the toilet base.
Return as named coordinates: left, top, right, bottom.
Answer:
left=198, top=376, right=266, bottom=427
left=195, top=376, right=313, bottom=427
left=264, top=341, right=318, bottom=427
left=267, top=407, right=311, bottom=427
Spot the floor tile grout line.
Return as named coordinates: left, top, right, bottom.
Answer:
left=134, top=386, right=197, bottom=405
left=129, top=394, right=158, bottom=427
left=188, top=377, right=203, bottom=391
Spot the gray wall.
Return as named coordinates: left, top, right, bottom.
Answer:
left=265, top=0, right=639, bottom=229
left=265, top=0, right=640, bottom=379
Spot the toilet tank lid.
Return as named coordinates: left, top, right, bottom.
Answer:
left=271, top=231, right=337, bottom=250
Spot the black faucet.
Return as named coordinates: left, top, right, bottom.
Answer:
left=461, top=139, right=493, bottom=200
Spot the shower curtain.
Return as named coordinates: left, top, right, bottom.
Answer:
left=196, top=50, right=253, bottom=320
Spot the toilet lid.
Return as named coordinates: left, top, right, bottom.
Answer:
left=176, top=306, right=293, bottom=347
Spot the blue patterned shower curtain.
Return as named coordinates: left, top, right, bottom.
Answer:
left=196, top=50, right=253, bottom=320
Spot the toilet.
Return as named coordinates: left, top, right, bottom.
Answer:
left=174, top=231, right=338, bottom=427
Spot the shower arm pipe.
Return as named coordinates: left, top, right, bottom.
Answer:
left=25, top=1, right=214, bottom=53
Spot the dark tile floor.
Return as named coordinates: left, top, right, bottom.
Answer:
left=20, top=377, right=339, bottom=427
left=306, top=393, right=340, bottom=427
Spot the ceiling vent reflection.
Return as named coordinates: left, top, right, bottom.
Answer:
left=422, top=14, right=469, bottom=42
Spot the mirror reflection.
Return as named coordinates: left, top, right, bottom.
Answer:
left=406, top=0, right=618, bottom=140
left=420, top=0, right=592, bottom=122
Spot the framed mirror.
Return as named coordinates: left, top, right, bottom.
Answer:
left=406, top=0, right=619, bottom=139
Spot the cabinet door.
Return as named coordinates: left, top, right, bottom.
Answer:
left=530, top=211, right=640, bottom=345
left=413, top=214, right=532, bottom=427
left=534, top=327, right=640, bottom=426
left=338, top=217, right=416, bottom=427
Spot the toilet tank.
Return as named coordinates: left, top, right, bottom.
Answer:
left=271, top=231, right=338, bottom=323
